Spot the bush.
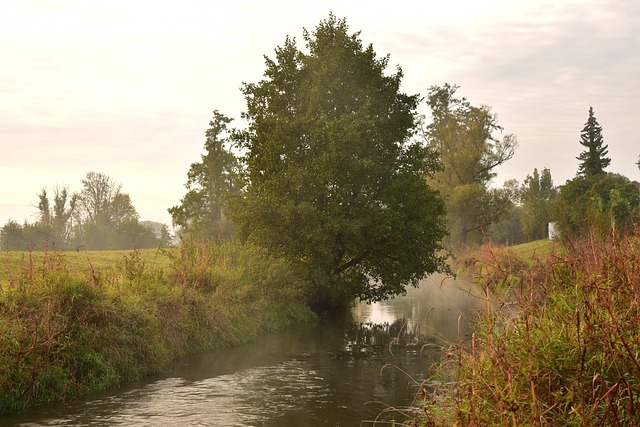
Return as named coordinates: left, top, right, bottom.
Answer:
left=555, top=173, right=640, bottom=238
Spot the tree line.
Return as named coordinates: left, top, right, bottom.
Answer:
left=3, top=15, right=639, bottom=308
left=491, top=106, right=640, bottom=244
left=1, top=172, right=170, bottom=251
left=167, top=15, right=640, bottom=309
left=166, top=15, right=518, bottom=309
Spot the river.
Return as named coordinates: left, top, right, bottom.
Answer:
left=2, top=273, right=483, bottom=426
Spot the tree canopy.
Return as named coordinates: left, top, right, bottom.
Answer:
left=425, top=83, right=517, bottom=250
left=520, top=167, right=557, bottom=240
left=227, top=15, right=447, bottom=309
left=577, top=106, right=610, bottom=176
left=36, top=185, right=77, bottom=247
left=556, top=173, right=640, bottom=237
left=169, top=110, right=238, bottom=240
left=0, top=172, right=166, bottom=251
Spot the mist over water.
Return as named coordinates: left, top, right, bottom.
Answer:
left=3, top=273, right=483, bottom=426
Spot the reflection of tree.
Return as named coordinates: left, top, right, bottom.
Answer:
left=353, top=278, right=481, bottom=349
left=341, top=318, right=419, bottom=354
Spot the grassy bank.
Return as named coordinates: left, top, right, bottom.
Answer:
left=0, top=241, right=315, bottom=414
left=412, top=234, right=640, bottom=426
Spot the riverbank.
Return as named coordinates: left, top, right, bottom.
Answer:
left=413, top=234, right=640, bottom=425
left=0, top=241, right=315, bottom=414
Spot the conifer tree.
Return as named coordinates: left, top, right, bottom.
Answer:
left=577, top=106, right=610, bottom=176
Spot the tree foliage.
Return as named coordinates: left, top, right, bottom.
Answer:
left=520, top=167, right=557, bottom=240
left=1, top=173, right=166, bottom=251
left=577, top=106, right=610, bottom=176
left=227, top=15, right=447, bottom=308
left=169, top=111, right=238, bottom=241
left=555, top=173, right=640, bottom=237
left=36, top=186, right=77, bottom=247
left=71, top=172, right=151, bottom=250
left=488, top=205, right=526, bottom=245
left=425, top=83, right=517, bottom=249
left=76, top=172, right=137, bottom=226
left=0, top=220, right=25, bottom=251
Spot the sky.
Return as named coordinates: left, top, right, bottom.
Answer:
left=1, top=0, right=639, bottom=229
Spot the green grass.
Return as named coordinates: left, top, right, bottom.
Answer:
left=510, top=238, right=560, bottom=259
left=0, top=248, right=176, bottom=285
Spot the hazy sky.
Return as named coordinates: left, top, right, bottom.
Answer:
left=2, top=0, right=639, bottom=228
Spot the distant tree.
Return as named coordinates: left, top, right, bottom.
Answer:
left=520, top=168, right=557, bottom=241
left=76, top=172, right=137, bottom=227
left=111, top=219, right=160, bottom=250
left=487, top=179, right=527, bottom=245
left=73, top=172, right=160, bottom=250
left=555, top=173, right=640, bottom=237
left=140, top=221, right=173, bottom=245
left=0, top=220, right=25, bottom=250
left=425, top=83, right=517, bottom=250
left=577, top=106, right=610, bottom=176
left=169, top=111, right=239, bottom=241
left=21, top=221, right=56, bottom=250
left=228, top=15, right=447, bottom=309
left=35, top=185, right=77, bottom=248
left=37, top=189, right=50, bottom=223
left=489, top=205, right=525, bottom=245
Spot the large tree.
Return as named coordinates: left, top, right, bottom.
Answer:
left=425, top=84, right=517, bottom=250
left=76, top=172, right=137, bottom=226
left=169, top=110, right=238, bottom=240
left=577, top=106, right=610, bottom=176
left=228, top=15, right=447, bottom=308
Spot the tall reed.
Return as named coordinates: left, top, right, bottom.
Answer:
left=414, top=231, right=640, bottom=426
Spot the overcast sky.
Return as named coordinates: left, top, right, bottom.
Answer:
left=1, top=0, right=639, bottom=228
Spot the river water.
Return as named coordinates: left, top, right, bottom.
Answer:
left=3, top=273, right=483, bottom=426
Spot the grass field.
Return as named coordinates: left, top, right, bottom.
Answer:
left=0, top=247, right=176, bottom=285
left=509, top=238, right=559, bottom=259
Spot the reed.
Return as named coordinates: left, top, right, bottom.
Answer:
left=413, top=232, right=640, bottom=426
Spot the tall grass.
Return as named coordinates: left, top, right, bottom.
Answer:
left=0, top=241, right=315, bottom=414
left=413, top=232, right=640, bottom=426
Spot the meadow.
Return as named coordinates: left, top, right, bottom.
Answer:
left=0, top=247, right=174, bottom=284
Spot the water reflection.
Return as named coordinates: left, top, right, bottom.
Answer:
left=2, top=273, right=483, bottom=426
